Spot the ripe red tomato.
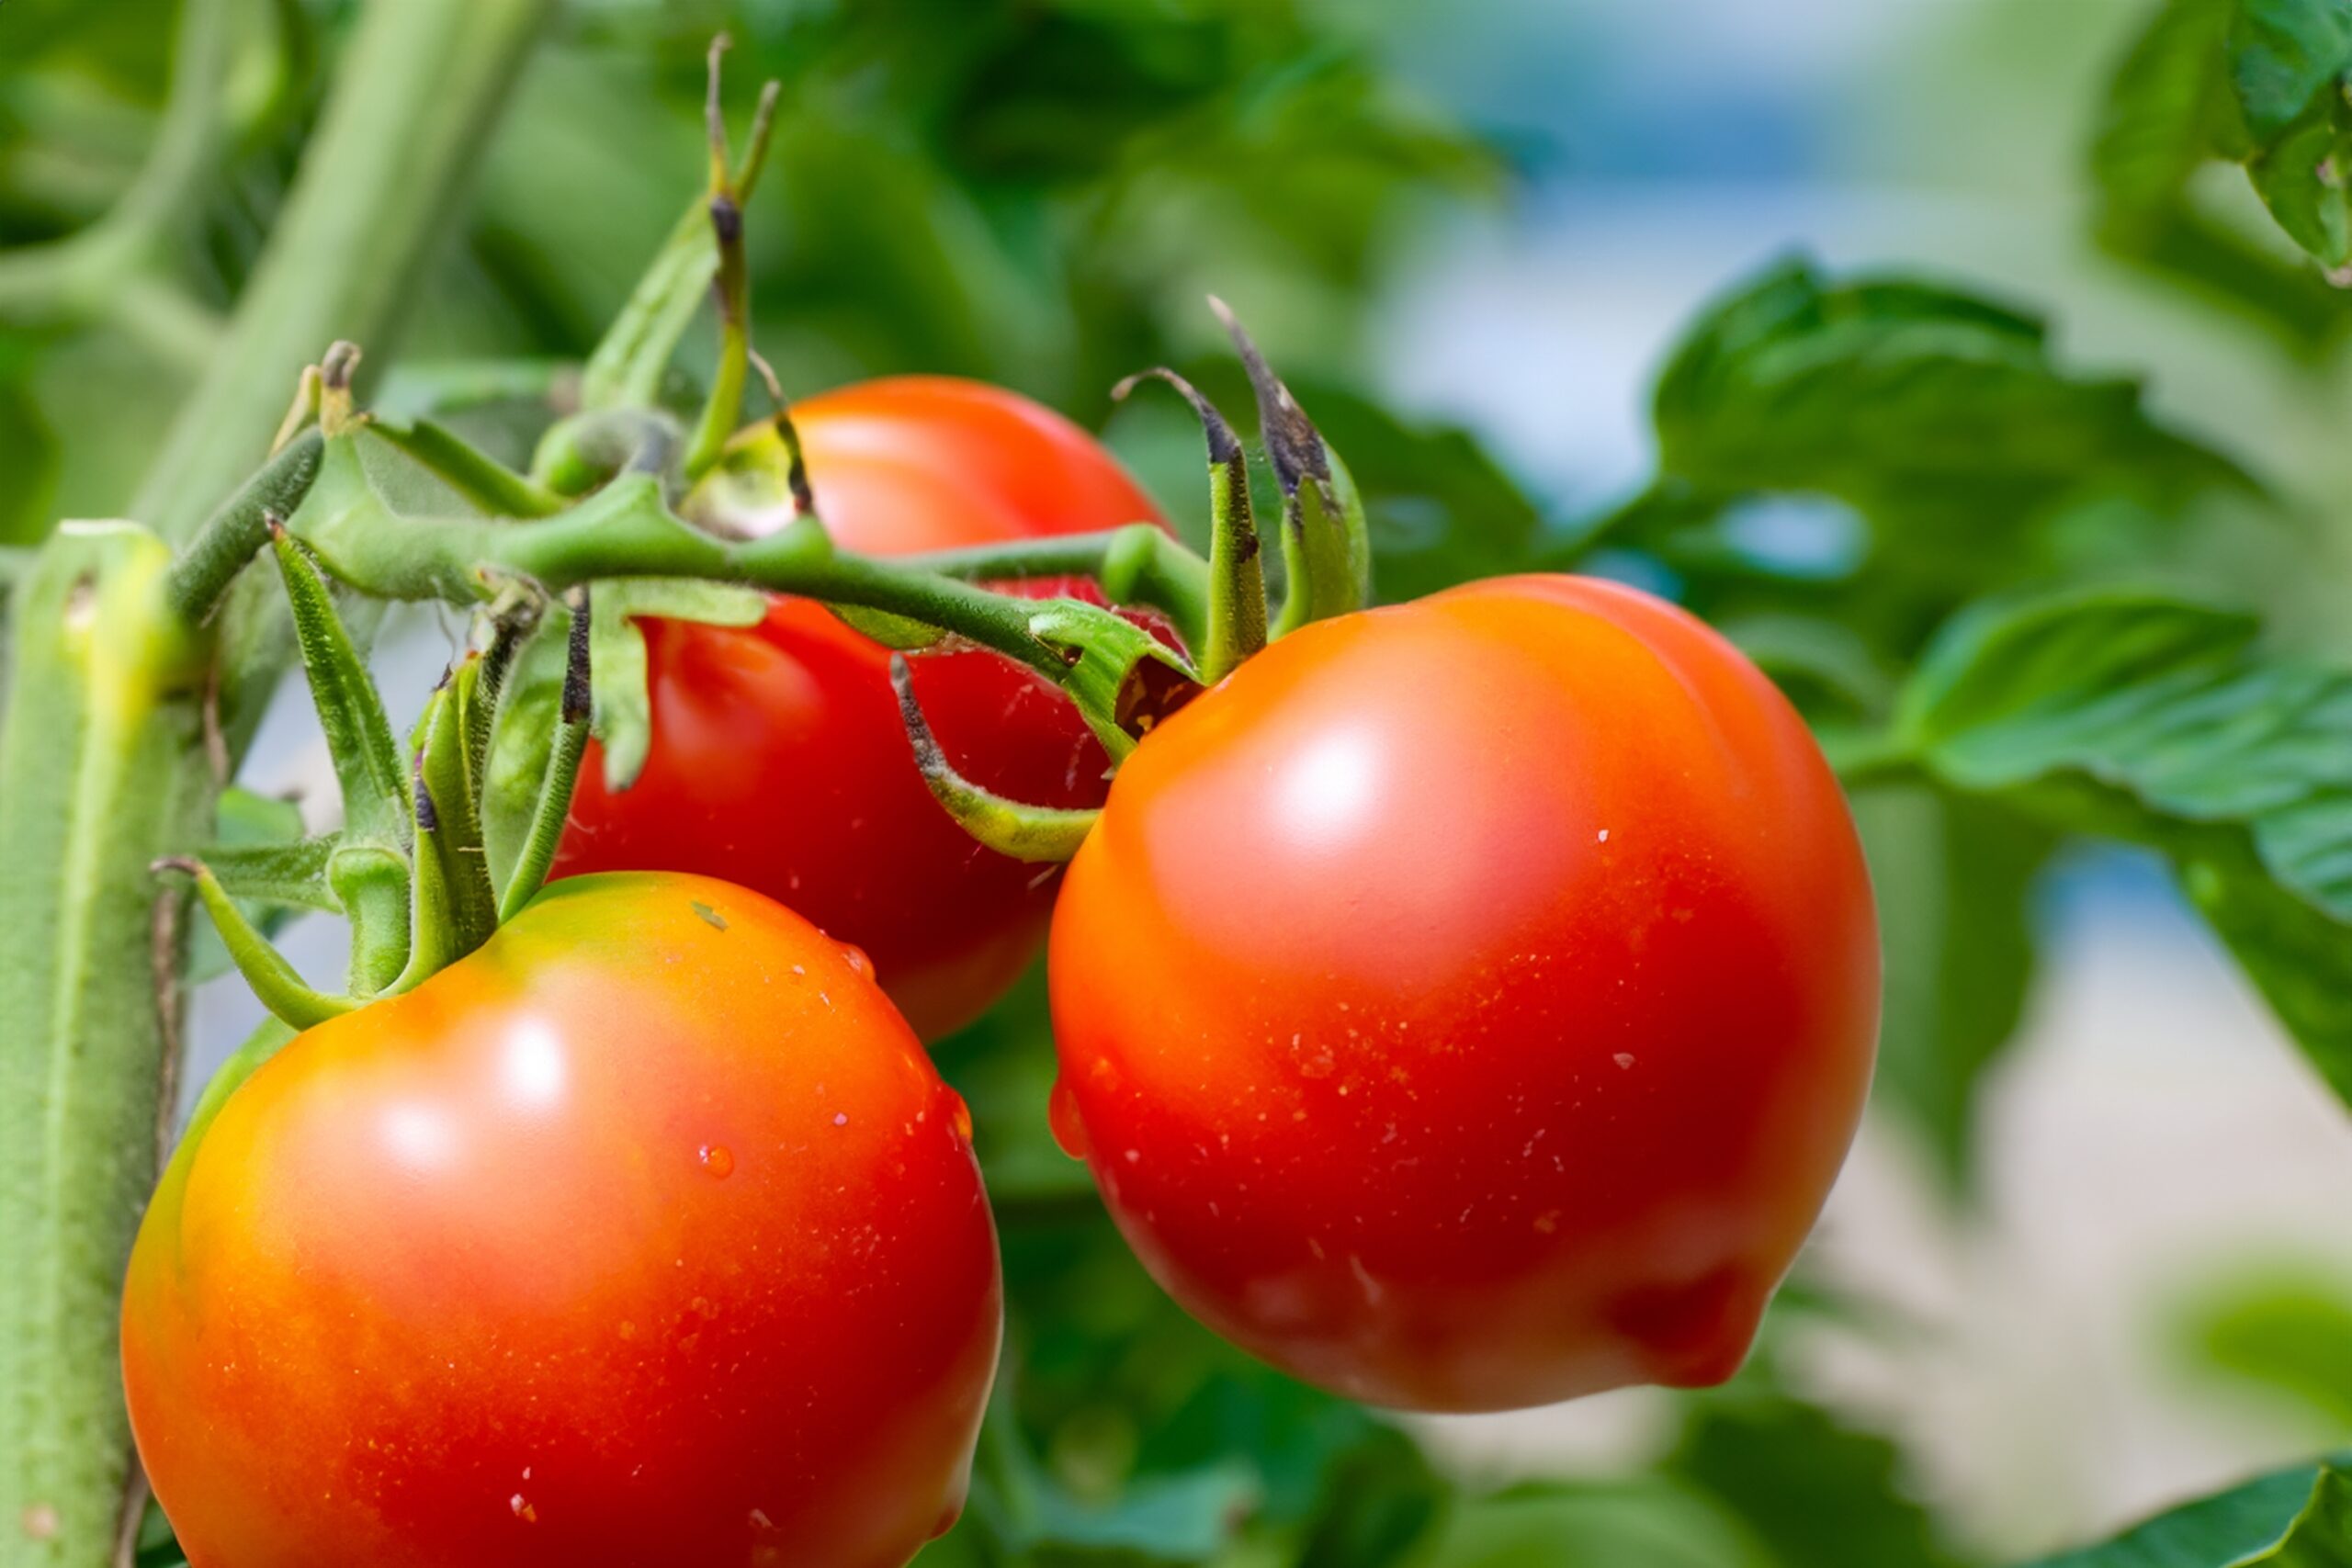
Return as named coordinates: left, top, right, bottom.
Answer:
left=555, top=377, right=1168, bottom=1041
left=122, top=874, right=1001, bottom=1568
left=1046, top=575, right=1878, bottom=1413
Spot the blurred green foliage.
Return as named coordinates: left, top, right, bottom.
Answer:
left=2025, top=1456, right=2352, bottom=1566
left=2092, top=0, right=2352, bottom=354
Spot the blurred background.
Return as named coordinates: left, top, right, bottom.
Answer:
left=6, top=2, right=2351, bottom=1563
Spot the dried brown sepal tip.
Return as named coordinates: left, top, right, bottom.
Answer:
left=1205, top=296, right=1331, bottom=500
left=709, top=195, right=744, bottom=250
left=411, top=751, right=439, bottom=834
left=319, top=341, right=363, bottom=434
left=320, top=341, right=361, bottom=395
left=751, top=350, right=817, bottom=516
left=889, top=653, right=947, bottom=773
left=1114, top=367, right=1245, bottom=469
left=562, top=587, right=594, bottom=727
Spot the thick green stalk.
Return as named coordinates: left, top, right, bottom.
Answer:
left=0, top=7, right=555, bottom=1562
left=130, top=0, right=556, bottom=541
left=903, top=525, right=1213, bottom=653
left=0, top=527, right=212, bottom=1568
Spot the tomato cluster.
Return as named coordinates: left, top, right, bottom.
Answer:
left=123, top=377, right=1878, bottom=1567
left=554, top=377, right=1170, bottom=1040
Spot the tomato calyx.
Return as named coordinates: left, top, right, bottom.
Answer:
left=1206, top=297, right=1374, bottom=637
left=155, top=544, right=597, bottom=1031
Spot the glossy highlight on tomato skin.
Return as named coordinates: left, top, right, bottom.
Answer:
left=1046, top=575, right=1880, bottom=1413
left=554, top=377, right=1169, bottom=1042
left=121, top=873, right=1001, bottom=1568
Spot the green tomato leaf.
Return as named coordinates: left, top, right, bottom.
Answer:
left=181, top=788, right=325, bottom=985
left=1669, top=1392, right=1969, bottom=1568
left=1895, top=590, right=2352, bottom=1106
left=1651, top=261, right=2246, bottom=535
left=2094, top=0, right=2352, bottom=343
left=585, top=579, right=770, bottom=794
left=191, top=835, right=344, bottom=914
left=2227, top=0, right=2352, bottom=142
left=2023, top=1457, right=2352, bottom=1566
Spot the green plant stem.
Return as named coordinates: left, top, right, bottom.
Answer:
left=130, top=0, right=557, bottom=542
left=288, top=473, right=1124, bottom=684
left=368, top=420, right=569, bottom=519
left=0, top=527, right=212, bottom=1568
left=160, top=428, right=326, bottom=626
left=903, top=525, right=1213, bottom=652
left=1112, top=368, right=1264, bottom=682
left=499, top=596, right=592, bottom=921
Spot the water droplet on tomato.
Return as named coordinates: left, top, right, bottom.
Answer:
left=1048, top=1081, right=1088, bottom=1159
left=831, top=1111, right=849, bottom=1127
left=837, top=942, right=873, bottom=978
left=698, top=1144, right=734, bottom=1179
left=1613, top=1053, right=1636, bottom=1069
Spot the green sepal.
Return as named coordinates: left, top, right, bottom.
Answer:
left=680, top=415, right=813, bottom=541
left=158, top=859, right=358, bottom=1031
left=366, top=416, right=568, bottom=518
left=579, top=61, right=780, bottom=414
left=1210, top=299, right=1372, bottom=635
left=588, top=578, right=771, bottom=792
left=410, top=670, right=500, bottom=962
left=1114, top=367, right=1266, bottom=682
left=385, top=755, right=461, bottom=994
left=332, top=843, right=413, bottom=996
left=1274, top=447, right=1371, bottom=637
left=269, top=525, right=411, bottom=851
left=192, top=834, right=345, bottom=913
left=831, top=604, right=950, bottom=651
left=499, top=589, right=594, bottom=921
left=580, top=201, right=718, bottom=412
left=529, top=408, right=684, bottom=497
left=889, top=655, right=1098, bottom=862
left=183, top=789, right=324, bottom=985
left=1025, top=598, right=1202, bottom=762
left=267, top=517, right=420, bottom=990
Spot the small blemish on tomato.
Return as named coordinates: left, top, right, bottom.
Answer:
left=691, top=901, right=728, bottom=931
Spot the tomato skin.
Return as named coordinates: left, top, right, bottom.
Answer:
left=122, top=874, right=1001, bottom=1568
left=554, top=378, right=1167, bottom=1042
left=1046, top=575, right=1878, bottom=1413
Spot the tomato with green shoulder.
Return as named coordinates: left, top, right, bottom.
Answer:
left=122, top=873, right=1001, bottom=1568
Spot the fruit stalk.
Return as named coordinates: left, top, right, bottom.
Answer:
left=0, top=3, right=555, bottom=1560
